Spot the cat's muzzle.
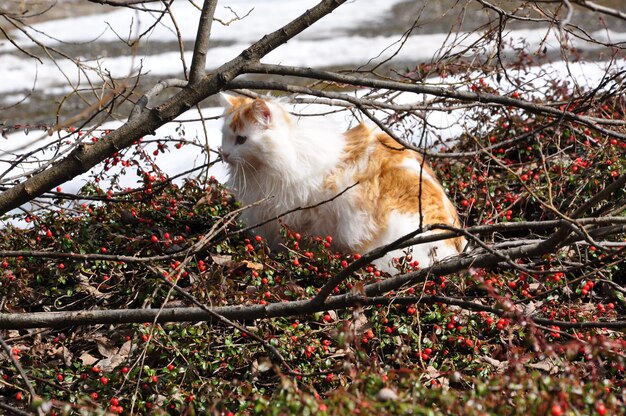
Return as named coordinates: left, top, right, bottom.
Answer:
left=218, top=147, right=231, bottom=163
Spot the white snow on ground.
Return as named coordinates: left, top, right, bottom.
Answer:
left=0, top=0, right=406, bottom=49
left=1, top=27, right=621, bottom=95
left=1, top=0, right=624, bottom=96
left=0, top=0, right=400, bottom=95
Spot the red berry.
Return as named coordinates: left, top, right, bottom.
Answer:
left=110, top=398, right=119, bottom=406
left=150, top=235, right=158, bottom=243
left=551, top=404, right=563, bottom=416
left=100, top=376, right=109, bottom=385
left=15, top=392, right=23, bottom=401
left=167, top=364, right=175, bottom=371
left=90, top=392, right=98, bottom=400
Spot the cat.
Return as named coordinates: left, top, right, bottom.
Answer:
left=219, top=93, right=465, bottom=273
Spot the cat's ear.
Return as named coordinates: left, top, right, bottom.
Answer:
left=219, top=93, right=243, bottom=109
left=251, top=99, right=272, bottom=127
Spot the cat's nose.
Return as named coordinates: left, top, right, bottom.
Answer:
left=218, top=147, right=230, bottom=162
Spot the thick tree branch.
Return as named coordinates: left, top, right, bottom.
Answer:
left=189, top=0, right=219, bottom=85
left=0, top=294, right=623, bottom=331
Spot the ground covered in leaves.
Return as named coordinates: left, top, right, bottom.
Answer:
left=0, top=94, right=625, bottom=415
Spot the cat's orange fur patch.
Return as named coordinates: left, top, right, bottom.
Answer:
left=227, top=98, right=256, bottom=133
left=331, top=123, right=464, bottom=253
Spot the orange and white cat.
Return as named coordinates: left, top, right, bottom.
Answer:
left=219, top=94, right=464, bottom=273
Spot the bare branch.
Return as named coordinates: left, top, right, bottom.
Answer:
left=87, top=0, right=162, bottom=6
left=243, top=63, right=626, bottom=137
left=566, top=0, right=626, bottom=21
left=189, top=0, right=219, bottom=85
left=129, top=78, right=188, bottom=121
left=0, top=294, right=624, bottom=331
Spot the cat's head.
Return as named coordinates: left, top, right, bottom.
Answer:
left=219, top=94, right=291, bottom=171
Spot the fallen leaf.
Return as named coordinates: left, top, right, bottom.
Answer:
left=528, top=359, right=560, bottom=375
left=80, top=352, right=98, bottom=366
left=480, top=355, right=508, bottom=373
left=78, top=282, right=112, bottom=299
left=97, top=341, right=132, bottom=372
left=95, top=336, right=118, bottom=358
left=211, top=254, right=232, bottom=265
left=243, top=260, right=263, bottom=270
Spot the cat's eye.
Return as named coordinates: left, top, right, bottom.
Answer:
left=235, top=135, right=247, bottom=145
